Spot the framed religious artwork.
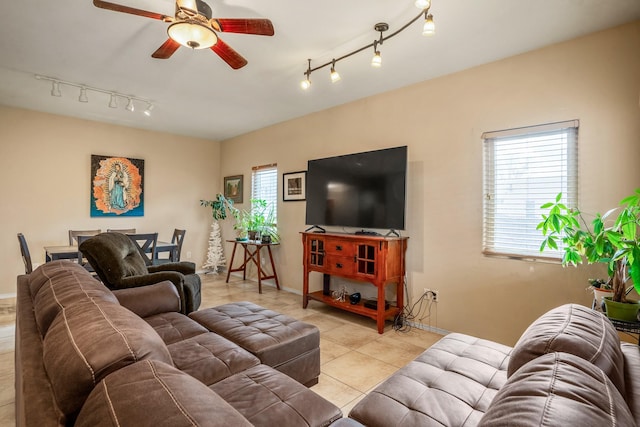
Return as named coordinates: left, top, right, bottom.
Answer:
left=224, top=175, right=244, bottom=204
left=283, top=171, right=306, bottom=201
left=90, top=155, right=144, bottom=217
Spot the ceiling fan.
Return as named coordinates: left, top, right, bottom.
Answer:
left=93, top=0, right=274, bottom=69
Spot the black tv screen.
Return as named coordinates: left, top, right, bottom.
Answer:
left=305, top=146, right=407, bottom=231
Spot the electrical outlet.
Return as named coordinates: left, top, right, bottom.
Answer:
left=432, top=290, right=439, bottom=302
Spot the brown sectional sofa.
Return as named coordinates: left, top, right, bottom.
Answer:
left=347, top=303, right=640, bottom=426
left=18, top=260, right=640, bottom=427
left=15, top=261, right=342, bottom=426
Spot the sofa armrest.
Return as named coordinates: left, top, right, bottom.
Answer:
left=148, top=261, right=196, bottom=275
left=112, top=281, right=181, bottom=318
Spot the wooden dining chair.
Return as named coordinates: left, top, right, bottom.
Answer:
left=154, top=229, right=186, bottom=264
left=17, top=233, right=33, bottom=274
left=69, top=229, right=101, bottom=245
left=127, top=233, right=158, bottom=266
left=107, top=228, right=136, bottom=234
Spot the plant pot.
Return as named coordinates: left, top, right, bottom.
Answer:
left=593, top=288, right=613, bottom=312
left=248, top=230, right=258, bottom=240
left=603, top=297, right=640, bottom=322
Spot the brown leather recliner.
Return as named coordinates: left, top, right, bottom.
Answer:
left=79, top=232, right=201, bottom=314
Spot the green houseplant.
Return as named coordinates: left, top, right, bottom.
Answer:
left=239, top=199, right=279, bottom=243
left=537, top=188, right=640, bottom=320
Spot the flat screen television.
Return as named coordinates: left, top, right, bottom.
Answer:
left=305, top=146, right=407, bottom=231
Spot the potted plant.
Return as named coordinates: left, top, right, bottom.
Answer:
left=537, top=188, right=640, bottom=321
left=239, top=199, right=279, bottom=243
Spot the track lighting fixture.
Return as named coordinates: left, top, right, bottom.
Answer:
left=330, top=60, right=341, bottom=83
left=79, top=87, right=88, bottom=103
left=299, top=2, right=436, bottom=90
left=143, top=103, right=154, bottom=117
left=423, top=12, right=435, bottom=36
left=35, top=75, right=154, bottom=116
left=300, top=59, right=312, bottom=90
left=371, top=43, right=382, bottom=68
left=51, top=81, right=61, bottom=97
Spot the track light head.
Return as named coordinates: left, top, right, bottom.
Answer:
left=415, top=0, right=431, bottom=9
left=143, top=103, right=154, bottom=116
left=330, top=59, right=341, bottom=83
left=126, top=98, right=135, bottom=112
left=51, top=81, right=61, bottom=97
left=423, top=13, right=435, bottom=36
left=109, top=93, right=118, bottom=108
left=300, top=59, right=312, bottom=90
left=79, top=87, right=88, bottom=103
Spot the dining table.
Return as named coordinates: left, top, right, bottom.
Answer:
left=45, top=240, right=177, bottom=262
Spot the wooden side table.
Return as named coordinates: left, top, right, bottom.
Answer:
left=225, top=240, right=280, bottom=293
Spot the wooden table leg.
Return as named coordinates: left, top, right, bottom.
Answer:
left=225, top=242, right=239, bottom=283
left=256, top=245, right=262, bottom=294
left=266, top=245, right=280, bottom=290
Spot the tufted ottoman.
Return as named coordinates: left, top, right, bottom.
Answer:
left=190, top=301, right=321, bottom=386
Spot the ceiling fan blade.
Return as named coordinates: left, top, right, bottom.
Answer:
left=211, top=38, right=248, bottom=69
left=152, top=39, right=181, bottom=59
left=212, top=19, right=275, bottom=36
left=93, top=0, right=171, bottom=21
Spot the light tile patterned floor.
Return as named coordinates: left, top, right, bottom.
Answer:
left=0, top=273, right=442, bottom=422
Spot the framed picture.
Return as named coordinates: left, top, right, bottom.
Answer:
left=224, top=175, right=244, bottom=203
left=283, top=171, right=306, bottom=201
left=90, top=155, right=144, bottom=217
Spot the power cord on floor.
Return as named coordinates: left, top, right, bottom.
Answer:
left=393, top=277, right=436, bottom=332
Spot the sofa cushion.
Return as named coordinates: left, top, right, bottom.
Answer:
left=29, top=261, right=118, bottom=336
left=622, top=343, right=640, bottom=425
left=75, top=360, right=252, bottom=427
left=190, top=302, right=319, bottom=366
left=43, top=300, right=173, bottom=419
left=145, top=311, right=209, bottom=345
left=167, top=332, right=261, bottom=386
left=348, top=333, right=511, bottom=427
left=508, top=303, right=625, bottom=394
left=479, top=352, right=636, bottom=426
left=210, top=364, right=343, bottom=427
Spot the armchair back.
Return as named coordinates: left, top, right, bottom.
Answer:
left=79, top=232, right=148, bottom=287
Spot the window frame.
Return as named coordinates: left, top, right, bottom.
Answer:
left=482, top=120, right=579, bottom=261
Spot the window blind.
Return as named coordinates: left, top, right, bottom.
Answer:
left=482, top=120, right=579, bottom=260
left=251, top=164, right=278, bottom=221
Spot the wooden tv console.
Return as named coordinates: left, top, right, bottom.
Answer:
left=301, top=232, right=408, bottom=334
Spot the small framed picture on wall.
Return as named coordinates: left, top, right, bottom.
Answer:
left=224, top=175, right=243, bottom=204
left=283, top=171, right=306, bottom=201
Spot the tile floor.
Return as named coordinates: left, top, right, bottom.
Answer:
left=0, top=273, right=443, bottom=423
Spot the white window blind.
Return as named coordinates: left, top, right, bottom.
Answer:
left=482, top=120, right=579, bottom=260
left=251, top=164, right=278, bottom=221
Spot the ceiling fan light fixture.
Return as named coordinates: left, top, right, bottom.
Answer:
left=168, top=21, right=218, bottom=49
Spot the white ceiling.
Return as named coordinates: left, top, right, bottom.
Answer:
left=1, top=1, right=639, bottom=141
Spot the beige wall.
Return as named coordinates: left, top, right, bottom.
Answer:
left=1, top=107, right=220, bottom=296
left=220, top=21, right=640, bottom=345
left=3, top=21, right=638, bottom=345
